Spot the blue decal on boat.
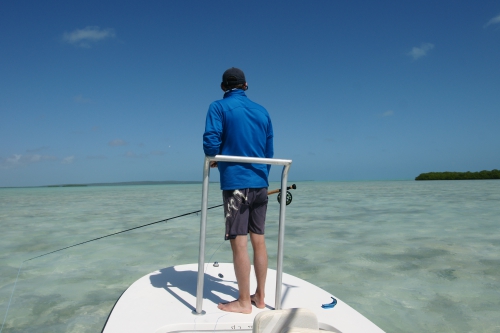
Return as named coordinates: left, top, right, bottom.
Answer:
left=322, top=297, right=337, bottom=309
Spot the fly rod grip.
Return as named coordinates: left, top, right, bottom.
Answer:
left=268, top=184, right=296, bottom=195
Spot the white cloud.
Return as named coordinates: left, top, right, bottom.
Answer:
left=62, top=156, right=75, bottom=164
left=109, top=139, right=128, bottom=147
left=63, top=26, right=116, bottom=48
left=382, top=110, right=394, bottom=117
left=1, top=154, right=57, bottom=169
left=151, top=150, right=166, bottom=156
left=125, top=151, right=137, bottom=157
left=6, top=154, right=21, bottom=165
left=124, top=151, right=147, bottom=158
left=74, top=94, right=92, bottom=103
left=408, top=43, right=435, bottom=60
left=87, top=155, right=107, bottom=160
left=484, top=13, right=500, bottom=28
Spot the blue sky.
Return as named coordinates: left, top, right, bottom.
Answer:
left=1, top=1, right=499, bottom=187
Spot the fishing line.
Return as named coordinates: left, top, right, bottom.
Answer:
left=0, top=263, right=23, bottom=333
left=1, top=184, right=297, bottom=331
left=26, top=203, right=223, bottom=263
left=0, top=203, right=224, bottom=333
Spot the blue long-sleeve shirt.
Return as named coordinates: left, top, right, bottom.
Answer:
left=203, top=89, right=274, bottom=190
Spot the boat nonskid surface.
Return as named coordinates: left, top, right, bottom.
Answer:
left=102, top=263, right=384, bottom=333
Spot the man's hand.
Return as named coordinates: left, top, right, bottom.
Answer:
left=210, top=161, right=218, bottom=168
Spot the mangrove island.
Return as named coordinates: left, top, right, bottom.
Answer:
left=415, top=169, right=500, bottom=180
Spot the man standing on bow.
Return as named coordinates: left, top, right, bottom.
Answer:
left=203, top=67, right=274, bottom=314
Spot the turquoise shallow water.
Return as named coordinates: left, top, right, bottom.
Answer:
left=1, top=180, right=499, bottom=333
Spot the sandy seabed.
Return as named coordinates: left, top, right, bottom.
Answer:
left=1, top=180, right=499, bottom=333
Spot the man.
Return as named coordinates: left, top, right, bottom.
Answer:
left=203, top=67, right=274, bottom=314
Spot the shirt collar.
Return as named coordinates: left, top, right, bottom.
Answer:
left=223, top=89, right=246, bottom=98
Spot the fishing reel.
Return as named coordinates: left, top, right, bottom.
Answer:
left=277, top=191, right=293, bottom=205
left=269, top=184, right=296, bottom=205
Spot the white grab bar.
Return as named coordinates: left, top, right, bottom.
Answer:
left=194, top=155, right=292, bottom=314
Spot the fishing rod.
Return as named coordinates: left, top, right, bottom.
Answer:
left=0, top=184, right=297, bottom=332
left=25, top=183, right=296, bottom=262
left=1, top=206, right=230, bottom=333
left=24, top=205, right=222, bottom=262
left=267, top=183, right=296, bottom=195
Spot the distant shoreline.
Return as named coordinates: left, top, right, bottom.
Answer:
left=1, top=181, right=204, bottom=189
left=47, top=180, right=204, bottom=187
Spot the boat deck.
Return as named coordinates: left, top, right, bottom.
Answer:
left=102, top=263, right=383, bottom=333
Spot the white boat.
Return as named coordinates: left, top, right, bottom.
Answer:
left=102, top=156, right=385, bottom=333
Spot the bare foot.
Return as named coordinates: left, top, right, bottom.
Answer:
left=218, top=299, right=252, bottom=314
left=250, top=294, right=266, bottom=309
